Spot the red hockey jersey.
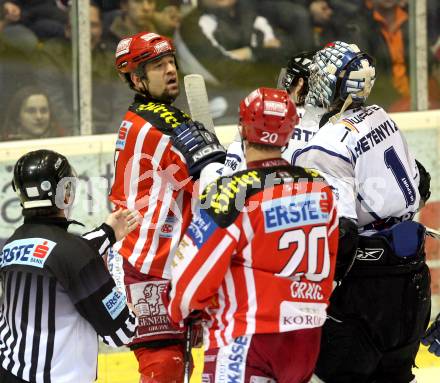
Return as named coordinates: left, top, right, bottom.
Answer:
left=109, top=94, right=194, bottom=278
left=169, top=159, right=339, bottom=349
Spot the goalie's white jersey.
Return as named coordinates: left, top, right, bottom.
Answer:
left=295, top=104, right=421, bottom=229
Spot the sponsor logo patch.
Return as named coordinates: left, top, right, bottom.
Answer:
left=215, top=336, right=250, bottom=383
left=262, top=192, right=328, bottom=232
left=128, top=280, right=181, bottom=339
left=280, top=301, right=327, bottom=332
left=115, top=37, right=132, bottom=58
left=0, top=238, right=57, bottom=269
left=187, top=209, right=216, bottom=248
left=116, top=120, right=132, bottom=150
left=263, top=100, right=286, bottom=117
left=154, top=41, right=170, bottom=55
left=103, top=287, right=126, bottom=319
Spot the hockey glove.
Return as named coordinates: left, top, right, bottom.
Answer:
left=171, top=121, right=226, bottom=179
left=421, top=313, right=440, bottom=356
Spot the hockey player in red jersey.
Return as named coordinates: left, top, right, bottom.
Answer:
left=109, top=32, right=225, bottom=382
left=168, top=87, right=339, bottom=383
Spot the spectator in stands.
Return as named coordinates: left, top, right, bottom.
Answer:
left=308, top=0, right=349, bottom=49
left=106, top=0, right=181, bottom=45
left=0, top=1, right=39, bottom=52
left=0, top=25, right=36, bottom=120
left=1, top=86, right=65, bottom=140
left=1, top=0, right=67, bottom=40
left=175, top=0, right=283, bottom=123
left=35, top=1, right=128, bottom=134
left=252, top=0, right=314, bottom=53
left=362, top=0, right=410, bottom=109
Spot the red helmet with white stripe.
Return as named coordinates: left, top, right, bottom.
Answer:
left=115, top=32, right=175, bottom=74
left=239, top=87, right=299, bottom=147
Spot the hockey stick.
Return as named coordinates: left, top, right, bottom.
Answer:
left=184, top=74, right=215, bottom=134
left=426, top=226, right=440, bottom=241
left=183, top=318, right=193, bottom=383
left=277, top=67, right=287, bottom=89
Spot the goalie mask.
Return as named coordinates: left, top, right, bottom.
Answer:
left=239, top=87, right=299, bottom=147
left=306, top=41, right=376, bottom=111
left=13, top=149, right=77, bottom=210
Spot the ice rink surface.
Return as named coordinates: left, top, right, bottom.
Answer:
left=96, top=345, right=440, bottom=383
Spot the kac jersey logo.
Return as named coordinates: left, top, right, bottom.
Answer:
left=0, top=238, right=57, bottom=269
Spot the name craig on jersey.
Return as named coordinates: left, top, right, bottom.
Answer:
left=290, top=280, right=323, bottom=300
left=352, top=119, right=398, bottom=159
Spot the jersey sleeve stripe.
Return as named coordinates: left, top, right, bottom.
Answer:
left=98, top=238, right=111, bottom=256
left=227, top=223, right=240, bottom=242
left=162, top=192, right=185, bottom=276
left=179, top=236, right=233, bottom=319
left=241, top=210, right=257, bottom=335
left=82, top=229, right=106, bottom=241
left=128, top=133, right=170, bottom=270
left=170, top=145, right=187, bottom=164
left=223, top=269, right=237, bottom=342
left=299, top=145, right=352, bottom=164
left=212, top=286, right=227, bottom=347
left=126, top=122, right=153, bottom=210
left=139, top=184, right=174, bottom=274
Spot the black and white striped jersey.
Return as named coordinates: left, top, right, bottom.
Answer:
left=0, top=216, right=137, bottom=383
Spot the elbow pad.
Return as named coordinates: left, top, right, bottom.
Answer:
left=335, top=217, right=358, bottom=281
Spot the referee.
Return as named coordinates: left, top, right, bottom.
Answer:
left=0, top=150, right=138, bottom=383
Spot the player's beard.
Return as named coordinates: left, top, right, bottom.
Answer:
left=141, top=79, right=179, bottom=104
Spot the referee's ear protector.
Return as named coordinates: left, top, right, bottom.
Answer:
left=13, top=149, right=77, bottom=210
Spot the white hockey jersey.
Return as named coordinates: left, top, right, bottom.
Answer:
left=205, top=105, right=324, bottom=185
left=283, top=105, right=326, bottom=165
left=295, top=105, right=421, bottom=229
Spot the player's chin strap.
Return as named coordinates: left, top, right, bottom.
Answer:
left=329, top=57, right=375, bottom=124
left=329, top=94, right=353, bottom=124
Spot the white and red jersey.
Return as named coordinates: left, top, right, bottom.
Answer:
left=109, top=94, right=195, bottom=279
left=169, top=159, right=339, bottom=349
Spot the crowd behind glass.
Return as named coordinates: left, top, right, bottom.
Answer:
left=0, top=0, right=438, bottom=140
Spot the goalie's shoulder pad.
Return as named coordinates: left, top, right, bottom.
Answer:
left=130, top=100, right=190, bottom=134
left=200, top=165, right=325, bottom=228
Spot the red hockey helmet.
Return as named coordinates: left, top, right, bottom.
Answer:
left=115, top=32, right=176, bottom=74
left=239, top=87, right=299, bottom=147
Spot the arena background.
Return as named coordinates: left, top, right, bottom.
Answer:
left=0, top=0, right=439, bottom=381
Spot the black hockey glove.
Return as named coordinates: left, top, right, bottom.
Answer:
left=422, top=313, right=440, bottom=356
left=416, top=159, right=431, bottom=205
left=171, top=121, right=226, bottom=179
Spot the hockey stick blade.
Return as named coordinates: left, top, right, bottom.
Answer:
left=277, top=67, right=287, bottom=89
left=184, top=74, right=215, bottom=133
left=425, top=226, right=440, bottom=240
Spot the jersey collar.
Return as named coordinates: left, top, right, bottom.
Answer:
left=247, top=158, right=290, bottom=169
